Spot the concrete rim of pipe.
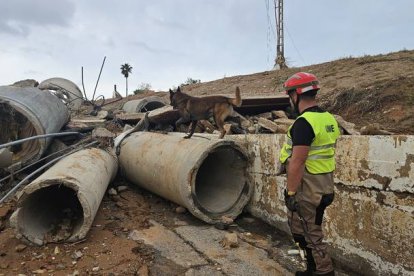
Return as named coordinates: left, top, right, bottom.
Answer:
left=10, top=148, right=117, bottom=245
left=189, top=141, right=252, bottom=222
left=118, top=132, right=253, bottom=224
left=122, top=96, right=166, bottom=113
left=0, top=86, right=70, bottom=167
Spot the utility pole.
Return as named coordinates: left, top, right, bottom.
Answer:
left=274, top=0, right=288, bottom=69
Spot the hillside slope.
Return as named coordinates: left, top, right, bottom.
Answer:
left=180, top=50, right=414, bottom=134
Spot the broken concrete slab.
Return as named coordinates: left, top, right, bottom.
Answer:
left=272, top=110, right=288, bottom=119
left=175, top=225, right=290, bottom=275
left=258, top=117, right=279, bottom=133
left=128, top=221, right=208, bottom=268
left=334, top=115, right=360, bottom=135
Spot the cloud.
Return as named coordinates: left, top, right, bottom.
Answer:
left=0, top=0, right=75, bottom=36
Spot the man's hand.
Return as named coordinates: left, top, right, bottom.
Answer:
left=284, top=190, right=298, bottom=212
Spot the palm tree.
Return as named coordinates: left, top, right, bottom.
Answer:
left=120, top=63, right=133, bottom=97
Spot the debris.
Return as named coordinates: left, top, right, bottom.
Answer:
left=360, top=123, right=393, bottom=135
left=256, top=112, right=273, bottom=120
left=272, top=110, right=288, bottom=119
left=257, top=117, right=279, bottom=133
left=287, top=249, right=300, bottom=255
left=71, top=250, right=83, bottom=260
left=56, top=264, right=66, bottom=270
left=32, top=269, right=46, bottom=274
left=70, top=118, right=106, bottom=127
left=334, top=115, right=360, bottom=135
left=97, top=110, right=109, bottom=119
left=220, top=233, right=239, bottom=248
left=92, top=266, right=100, bottom=272
left=220, top=216, right=234, bottom=225
left=175, top=206, right=187, bottom=214
left=11, top=79, right=39, bottom=87
left=128, top=229, right=141, bottom=241
left=247, top=126, right=257, bottom=134
left=15, top=244, right=27, bottom=252
left=117, top=186, right=128, bottom=192
left=54, top=246, right=60, bottom=255
left=108, top=188, right=118, bottom=196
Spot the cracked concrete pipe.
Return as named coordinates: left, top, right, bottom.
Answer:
left=118, top=132, right=252, bottom=224
left=38, top=77, right=84, bottom=111
left=122, top=96, right=166, bottom=113
left=9, top=148, right=118, bottom=245
left=0, top=86, right=70, bottom=167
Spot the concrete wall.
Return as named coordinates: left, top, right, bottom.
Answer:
left=227, top=134, right=414, bottom=276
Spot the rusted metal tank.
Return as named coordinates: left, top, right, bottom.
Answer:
left=0, top=86, right=70, bottom=167
left=118, top=132, right=252, bottom=224
left=122, top=96, right=166, bottom=113
left=10, top=148, right=118, bottom=245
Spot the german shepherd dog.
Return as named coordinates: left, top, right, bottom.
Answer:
left=169, top=86, right=242, bottom=139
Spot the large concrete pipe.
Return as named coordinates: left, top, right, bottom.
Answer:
left=0, top=86, right=70, bottom=167
left=118, top=132, right=252, bottom=223
left=10, top=148, right=117, bottom=245
left=122, top=96, right=166, bottom=113
left=38, top=77, right=84, bottom=111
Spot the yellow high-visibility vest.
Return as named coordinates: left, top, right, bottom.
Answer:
left=279, top=111, right=340, bottom=174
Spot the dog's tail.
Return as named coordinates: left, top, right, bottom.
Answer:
left=228, top=86, right=242, bottom=107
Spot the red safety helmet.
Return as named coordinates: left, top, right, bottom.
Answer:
left=283, top=72, right=320, bottom=95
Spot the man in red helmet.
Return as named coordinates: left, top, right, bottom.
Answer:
left=279, top=72, right=340, bottom=276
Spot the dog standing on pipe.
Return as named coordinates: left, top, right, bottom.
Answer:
left=169, top=86, right=242, bottom=139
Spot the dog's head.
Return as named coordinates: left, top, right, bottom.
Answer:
left=169, top=86, right=182, bottom=109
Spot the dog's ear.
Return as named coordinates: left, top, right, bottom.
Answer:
left=177, top=86, right=181, bottom=93
left=169, top=89, right=174, bottom=94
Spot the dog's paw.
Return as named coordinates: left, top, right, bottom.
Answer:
left=183, top=135, right=191, bottom=139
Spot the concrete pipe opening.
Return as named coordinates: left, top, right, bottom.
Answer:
left=0, top=86, right=70, bottom=167
left=16, top=184, right=84, bottom=244
left=122, top=97, right=167, bottom=113
left=140, top=101, right=165, bottom=112
left=0, top=102, right=41, bottom=164
left=194, top=146, right=248, bottom=214
left=118, top=132, right=253, bottom=224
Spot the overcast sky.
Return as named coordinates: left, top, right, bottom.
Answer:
left=0, top=0, right=413, bottom=99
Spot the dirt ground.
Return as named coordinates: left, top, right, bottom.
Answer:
left=1, top=178, right=310, bottom=276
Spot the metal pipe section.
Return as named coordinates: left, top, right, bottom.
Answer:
left=9, top=148, right=118, bottom=245
left=0, top=86, right=70, bottom=167
left=122, top=96, right=166, bottom=113
left=118, top=132, right=252, bottom=224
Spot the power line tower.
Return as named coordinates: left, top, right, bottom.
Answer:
left=274, top=0, right=288, bottom=69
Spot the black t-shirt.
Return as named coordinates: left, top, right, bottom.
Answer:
left=290, top=106, right=325, bottom=146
